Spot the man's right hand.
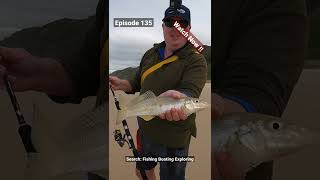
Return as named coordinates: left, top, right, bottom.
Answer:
left=0, top=47, right=43, bottom=91
left=0, top=47, right=73, bottom=96
left=109, top=75, right=132, bottom=92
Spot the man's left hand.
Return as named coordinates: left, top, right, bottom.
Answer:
left=158, top=90, right=188, bottom=121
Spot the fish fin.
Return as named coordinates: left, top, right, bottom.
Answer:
left=139, top=115, right=155, bottom=121
left=127, top=90, right=157, bottom=107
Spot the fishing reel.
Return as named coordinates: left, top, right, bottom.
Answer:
left=113, top=129, right=128, bottom=147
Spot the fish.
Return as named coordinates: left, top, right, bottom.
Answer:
left=212, top=112, right=320, bottom=173
left=116, top=90, right=209, bottom=124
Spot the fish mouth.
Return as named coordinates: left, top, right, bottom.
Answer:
left=268, top=128, right=320, bottom=157
left=291, top=126, right=320, bottom=145
left=200, top=101, right=210, bottom=109
left=205, top=102, right=211, bottom=108
left=195, top=102, right=210, bottom=112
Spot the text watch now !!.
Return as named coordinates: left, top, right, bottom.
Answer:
left=173, top=21, right=205, bottom=53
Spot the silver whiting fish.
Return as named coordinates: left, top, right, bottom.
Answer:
left=116, top=90, right=209, bottom=124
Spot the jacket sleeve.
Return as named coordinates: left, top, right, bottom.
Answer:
left=177, top=54, right=208, bottom=98
left=216, top=0, right=309, bottom=116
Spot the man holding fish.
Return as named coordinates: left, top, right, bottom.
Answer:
left=110, top=4, right=208, bottom=180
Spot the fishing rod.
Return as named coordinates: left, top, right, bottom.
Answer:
left=110, top=85, right=148, bottom=180
left=3, top=74, right=37, bottom=154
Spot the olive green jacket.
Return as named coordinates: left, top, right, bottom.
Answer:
left=128, top=41, right=207, bottom=148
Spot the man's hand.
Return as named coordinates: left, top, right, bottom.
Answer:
left=0, top=47, right=73, bottom=95
left=109, top=75, right=132, bottom=92
left=0, top=47, right=41, bottom=91
left=158, top=90, right=188, bottom=121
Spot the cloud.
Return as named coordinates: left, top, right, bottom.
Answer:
left=109, top=28, right=164, bottom=72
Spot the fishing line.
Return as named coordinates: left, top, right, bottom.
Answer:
left=109, top=85, right=148, bottom=180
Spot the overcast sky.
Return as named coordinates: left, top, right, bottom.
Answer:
left=109, top=0, right=211, bottom=72
left=0, top=0, right=97, bottom=40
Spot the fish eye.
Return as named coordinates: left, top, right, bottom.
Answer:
left=195, top=100, right=199, bottom=103
left=272, top=122, right=280, bottom=130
